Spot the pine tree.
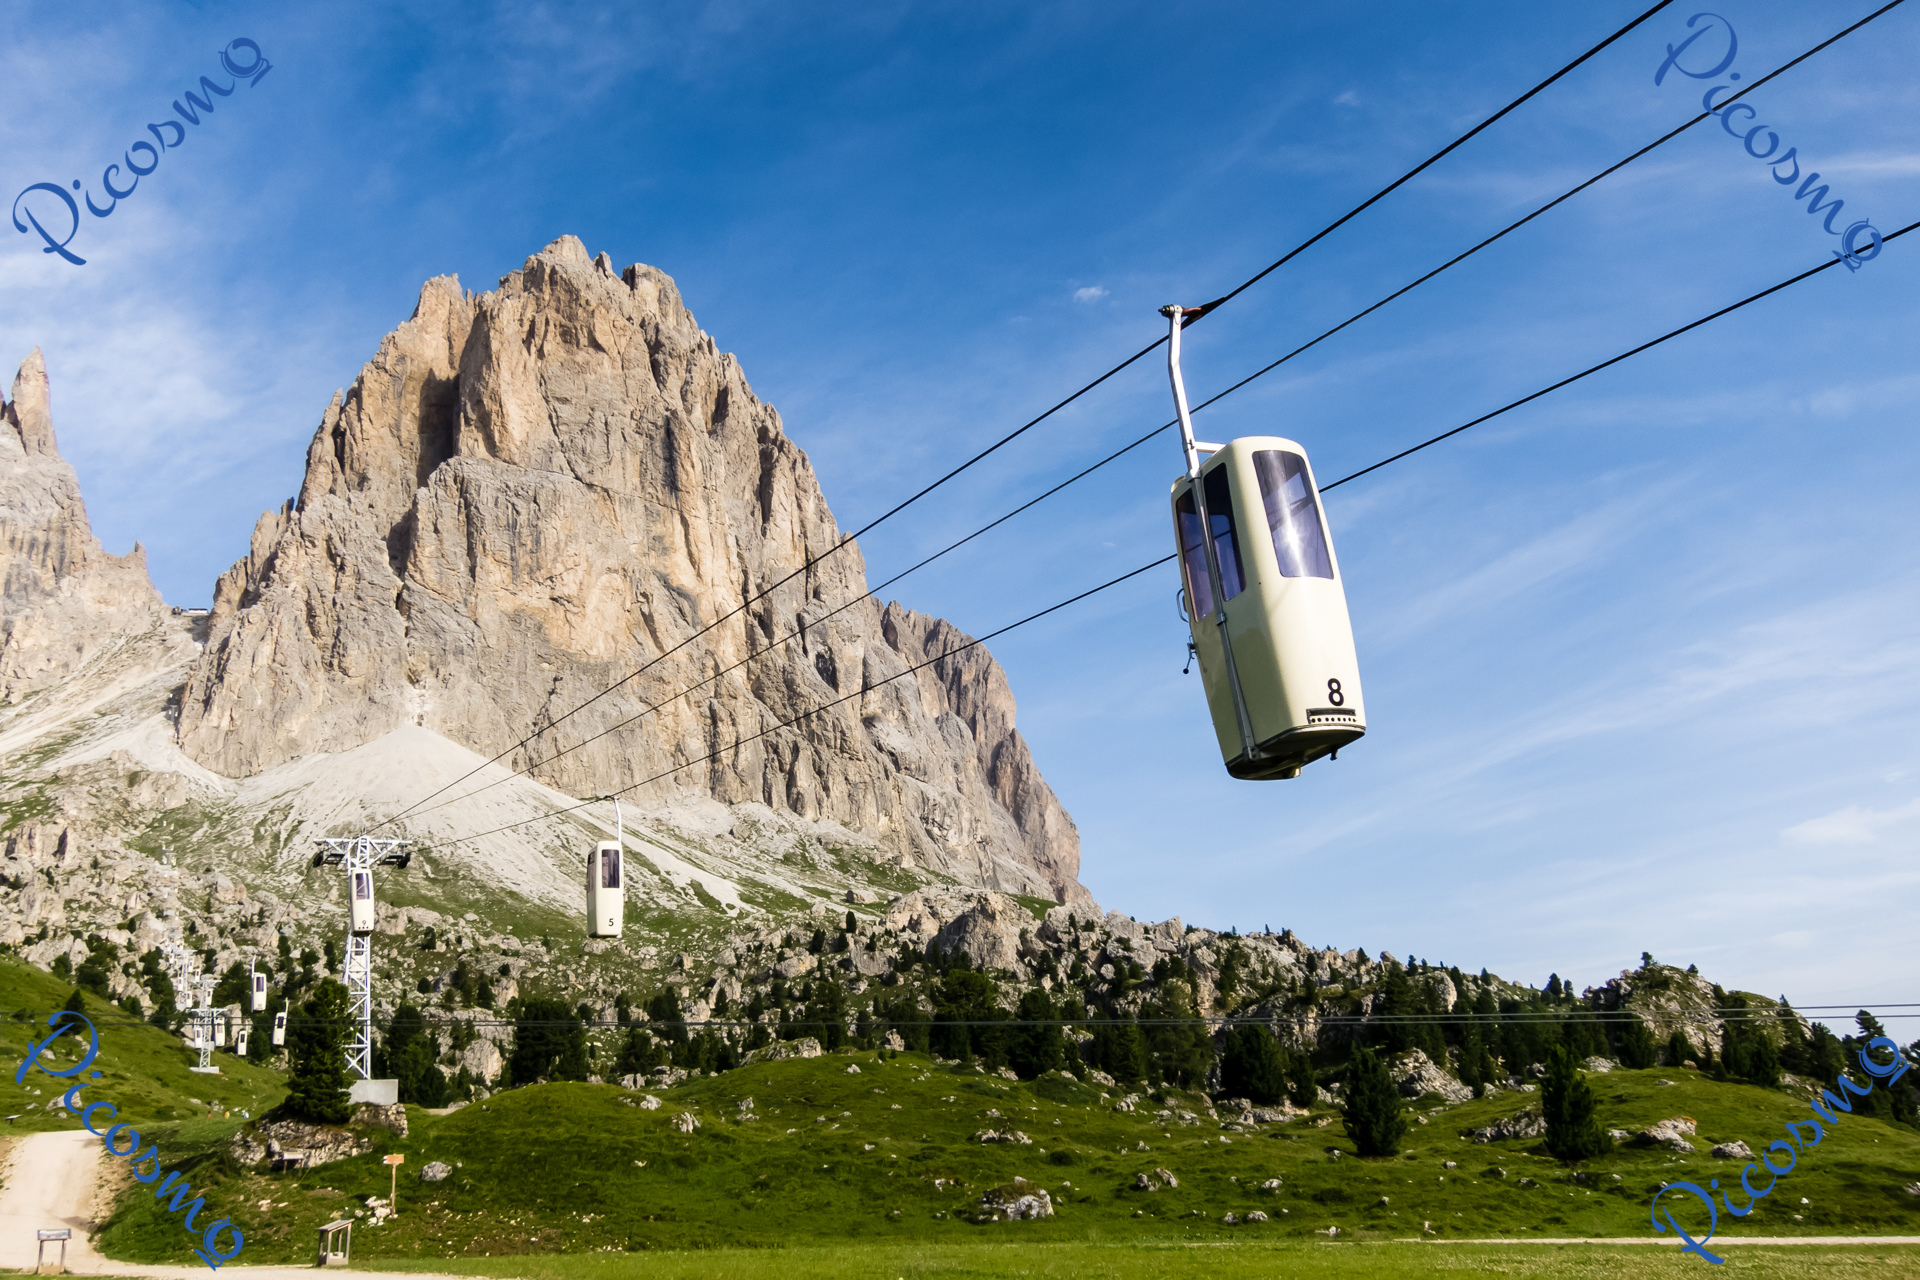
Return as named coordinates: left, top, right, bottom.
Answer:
left=1340, top=1045, right=1406, bottom=1157
left=1617, top=1014, right=1658, bottom=1069
left=1220, top=1024, right=1286, bottom=1105
left=507, top=998, right=590, bottom=1084
left=279, top=978, right=352, bottom=1124
left=1008, top=988, right=1063, bottom=1080
left=1459, top=1023, right=1485, bottom=1095
left=1666, top=1029, right=1694, bottom=1067
left=1542, top=1046, right=1608, bottom=1161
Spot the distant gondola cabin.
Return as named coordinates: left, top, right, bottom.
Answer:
left=588, top=841, right=623, bottom=938
left=271, top=1011, right=287, bottom=1047
left=251, top=970, right=268, bottom=1012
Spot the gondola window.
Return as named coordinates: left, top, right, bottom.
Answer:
left=1253, top=450, right=1334, bottom=579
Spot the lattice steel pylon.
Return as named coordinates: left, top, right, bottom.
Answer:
left=164, top=943, right=220, bottom=1073
left=312, top=836, right=411, bottom=1081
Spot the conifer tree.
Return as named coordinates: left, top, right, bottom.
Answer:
left=1220, top=1024, right=1286, bottom=1105
left=1667, top=1029, right=1694, bottom=1066
left=1340, top=1045, right=1406, bottom=1157
left=1542, top=1046, right=1608, bottom=1161
left=1617, top=1014, right=1658, bottom=1069
left=279, top=978, right=352, bottom=1124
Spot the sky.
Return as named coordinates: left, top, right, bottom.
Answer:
left=4, top=0, right=1916, bottom=1027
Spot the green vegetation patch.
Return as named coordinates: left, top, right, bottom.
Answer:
left=0, top=957, right=286, bottom=1132
left=370, top=1241, right=1920, bottom=1280
left=90, top=1048, right=1920, bottom=1267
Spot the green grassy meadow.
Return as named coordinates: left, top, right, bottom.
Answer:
left=0, top=957, right=286, bottom=1130
left=368, top=1240, right=1920, bottom=1280
left=90, top=1046, right=1920, bottom=1268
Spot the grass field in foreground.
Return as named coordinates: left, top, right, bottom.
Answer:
left=368, top=1240, right=1920, bottom=1279
left=95, top=1042, right=1920, bottom=1268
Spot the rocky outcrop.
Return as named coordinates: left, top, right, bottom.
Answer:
left=229, top=1117, right=375, bottom=1168
left=1466, top=1107, right=1546, bottom=1144
left=173, top=238, right=1082, bottom=902
left=0, top=349, right=167, bottom=701
left=1392, top=1048, right=1472, bottom=1104
left=1635, top=1116, right=1698, bottom=1153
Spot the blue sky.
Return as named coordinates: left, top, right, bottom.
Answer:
left=5, top=1, right=1917, bottom=1024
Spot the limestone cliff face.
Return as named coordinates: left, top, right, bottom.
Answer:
left=176, top=237, right=1084, bottom=902
left=0, top=349, right=168, bottom=701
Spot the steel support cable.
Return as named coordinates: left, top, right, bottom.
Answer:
left=377, top=6, right=1677, bottom=832
left=405, top=59, right=1914, bottom=829
left=1185, top=0, right=1677, bottom=321
left=1322, top=216, right=1920, bottom=492
left=431, top=555, right=1177, bottom=849
left=413, top=221, right=1915, bottom=845
left=241, top=1007, right=1920, bottom=1032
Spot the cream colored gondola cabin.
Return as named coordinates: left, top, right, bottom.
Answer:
left=588, top=841, right=624, bottom=938
left=271, top=1011, right=287, bottom=1047
left=348, top=869, right=375, bottom=934
left=250, top=970, right=268, bottom=1013
left=1171, top=436, right=1365, bottom=778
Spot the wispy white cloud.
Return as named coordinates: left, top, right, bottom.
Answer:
left=1782, top=798, right=1920, bottom=847
left=1072, top=285, right=1108, bottom=302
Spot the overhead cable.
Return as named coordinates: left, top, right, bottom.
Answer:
left=377, top=3, right=1675, bottom=830
left=432, top=554, right=1177, bottom=848
left=197, top=1008, right=1920, bottom=1032
left=1321, top=216, right=1919, bottom=490
left=425, top=221, right=1911, bottom=846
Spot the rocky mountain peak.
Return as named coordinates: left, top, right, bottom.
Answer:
left=0, top=350, right=167, bottom=701
left=176, top=236, right=1085, bottom=902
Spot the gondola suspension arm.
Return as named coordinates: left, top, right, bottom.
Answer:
left=1162, top=304, right=1261, bottom=763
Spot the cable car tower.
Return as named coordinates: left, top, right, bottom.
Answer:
left=1162, top=303, right=1366, bottom=779
left=312, top=836, right=411, bottom=1080
left=164, top=943, right=221, bottom=1074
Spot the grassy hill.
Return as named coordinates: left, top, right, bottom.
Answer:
left=93, top=1043, right=1920, bottom=1267
left=0, top=956, right=285, bottom=1131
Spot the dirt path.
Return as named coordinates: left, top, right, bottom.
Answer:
left=0, top=1129, right=112, bottom=1272
left=0, top=1128, right=474, bottom=1280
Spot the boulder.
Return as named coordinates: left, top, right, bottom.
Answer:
left=972, top=1129, right=1032, bottom=1145
left=420, top=1161, right=452, bottom=1183
left=1710, top=1141, right=1753, bottom=1160
left=1466, top=1108, right=1546, bottom=1144
left=744, top=1037, right=822, bottom=1065
left=672, top=1112, right=700, bottom=1134
left=1245, top=1210, right=1269, bottom=1223
left=980, top=1185, right=1052, bottom=1221
left=1637, top=1117, right=1698, bottom=1153
left=1392, top=1049, right=1472, bottom=1104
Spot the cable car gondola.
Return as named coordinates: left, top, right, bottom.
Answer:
left=588, top=798, right=624, bottom=938
left=250, top=966, right=268, bottom=1013
left=271, top=1010, right=287, bottom=1047
left=348, top=869, right=375, bottom=934
left=1163, top=304, right=1366, bottom=779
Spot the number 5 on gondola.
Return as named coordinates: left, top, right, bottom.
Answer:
left=1163, top=303, right=1365, bottom=779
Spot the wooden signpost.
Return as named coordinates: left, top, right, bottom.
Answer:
left=383, top=1153, right=404, bottom=1214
